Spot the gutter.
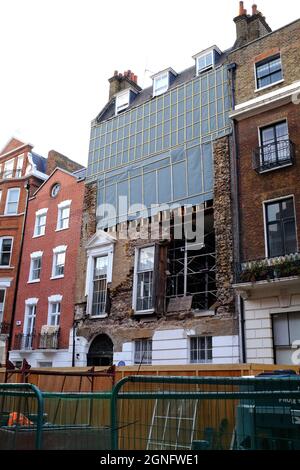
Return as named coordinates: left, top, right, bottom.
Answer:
left=227, top=62, right=246, bottom=364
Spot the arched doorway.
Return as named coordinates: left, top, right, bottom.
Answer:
left=87, top=334, right=113, bottom=366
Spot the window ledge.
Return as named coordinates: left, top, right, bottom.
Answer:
left=55, top=227, right=69, bottom=232
left=193, top=310, right=215, bottom=318
left=255, top=79, right=284, bottom=93
left=134, top=309, right=155, bottom=315
left=0, top=266, right=13, bottom=270
left=27, top=279, right=40, bottom=284
left=32, top=234, right=45, bottom=239
left=90, top=314, right=108, bottom=319
left=257, top=162, right=293, bottom=174
left=50, top=275, right=64, bottom=280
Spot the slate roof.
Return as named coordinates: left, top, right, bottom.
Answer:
left=96, top=49, right=231, bottom=124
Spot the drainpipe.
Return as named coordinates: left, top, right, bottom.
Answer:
left=227, top=63, right=246, bottom=363
left=5, top=181, right=30, bottom=382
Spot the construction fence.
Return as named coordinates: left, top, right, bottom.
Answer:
left=1, top=363, right=300, bottom=392
left=1, top=374, right=300, bottom=450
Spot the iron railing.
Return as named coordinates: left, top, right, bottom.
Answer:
left=38, top=331, right=60, bottom=349
left=252, top=139, right=295, bottom=174
left=237, top=253, right=300, bottom=283
left=13, top=333, right=36, bottom=350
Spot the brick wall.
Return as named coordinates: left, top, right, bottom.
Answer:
left=237, top=102, right=300, bottom=261
left=12, top=169, right=85, bottom=350
left=46, top=150, right=83, bottom=175
left=229, top=19, right=300, bottom=104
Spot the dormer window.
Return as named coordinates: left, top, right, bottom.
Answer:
left=193, top=46, right=221, bottom=75
left=115, top=90, right=130, bottom=115
left=151, top=68, right=177, bottom=97
left=153, top=73, right=169, bottom=97
left=115, top=88, right=138, bottom=115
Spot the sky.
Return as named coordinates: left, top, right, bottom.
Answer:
left=0, top=0, right=300, bottom=166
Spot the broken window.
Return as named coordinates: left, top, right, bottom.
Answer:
left=166, top=208, right=216, bottom=312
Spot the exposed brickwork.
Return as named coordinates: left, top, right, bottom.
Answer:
left=74, top=182, right=97, bottom=311
left=46, top=150, right=83, bottom=175
left=213, top=136, right=235, bottom=316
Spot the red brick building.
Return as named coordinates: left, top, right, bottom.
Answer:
left=229, top=5, right=300, bottom=364
left=0, top=138, right=49, bottom=364
left=9, top=167, right=85, bottom=367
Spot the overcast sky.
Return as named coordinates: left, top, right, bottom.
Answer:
left=0, top=0, right=299, bottom=166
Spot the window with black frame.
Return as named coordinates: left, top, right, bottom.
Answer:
left=265, top=197, right=297, bottom=258
left=259, top=121, right=291, bottom=170
left=255, top=54, right=283, bottom=89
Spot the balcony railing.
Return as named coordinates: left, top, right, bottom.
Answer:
left=0, top=322, right=10, bottom=334
left=252, top=139, right=295, bottom=173
left=237, top=253, right=300, bottom=283
left=13, top=333, right=36, bottom=350
left=38, top=331, right=60, bottom=349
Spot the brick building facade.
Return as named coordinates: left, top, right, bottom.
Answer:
left=9, top=168, right=85, bottom=367
left=0, top=136, right=83, bottom=366
left=229, top=5, right=300, bottom=364
left=73, top=29, right=240, bottom=365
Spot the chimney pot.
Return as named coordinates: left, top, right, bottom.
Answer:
left=239, top=1, right=244, bottom=15
left=134, top=75, right=138, bottom=83
left=252, top=4, right=257, bottom=15
left=131, top=72, right=135, bottom=81
left=114, top=70, right=118, bottom=76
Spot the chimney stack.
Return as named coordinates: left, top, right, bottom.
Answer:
left=233, top=2, right=272, bottom=48
left=108, top=69, right=141, bottom=100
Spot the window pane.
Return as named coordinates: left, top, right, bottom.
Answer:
left=267, top=203, right=280, bottom=222
left=94, top=256, right=108, bottom=277
left=273, top=313, right=289, bottom=346
left=283, top=220, right=297, bottom=254
left=268, top=222, right=283, bottom=257
left=138, top=246, right=155, bottom=271
left=289, top=313, right=300, bottom=344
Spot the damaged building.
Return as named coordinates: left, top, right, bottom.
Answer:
left=73, top=31, right=241, bottom=365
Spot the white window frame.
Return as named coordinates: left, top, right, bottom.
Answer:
left=16, top=154, right=24, bottom=178
left=56, top=200, right=71, bottom=231
left=153, top=72, right=169, bottom=97
left=115, top=90, right=130, bottom=115
left=28, top=251, right=43, bottom=283
left=189, top=336, right=213, bottom=364
left=262, top=194, right=298, bottom=259
left=86, top=244, right=114, bottom=318
left=33, top=208, right=48, bottom=237
left=3, top=158, right=14, bottom=179
left=4, top=188, right=20, bottom=215
left=196, top=52, right=214, bottom=74
left=51, top=246, right=67, bottom=279
left=0, top=237, right=13, bottom=267
left=22, top=298, right=38, bottom=349
left=47, top=294, right=62, bottom=326
left=134, top=338, right=152, bottom=365
left=0, top=288, right=6, bottom=323
left=132, top=245, right=155, bottom=315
